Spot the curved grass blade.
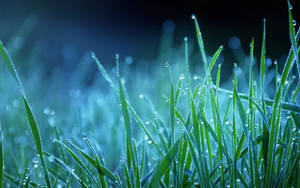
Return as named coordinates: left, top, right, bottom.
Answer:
left=287, top=0, right=299, bottom=78
left=54, top=140, right=100, bottom=187
left=149, top=140, right=180, bottom=188
left=191, top=14, right=208, bottom=70
left=0, top=41, right=51, bottom=188
left=44, top=152, right=86, bottom=188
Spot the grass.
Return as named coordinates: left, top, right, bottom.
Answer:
left=0, top=1, right=299, bottom=187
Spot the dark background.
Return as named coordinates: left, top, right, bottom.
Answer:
left=0, top=0, right=298, bottom=69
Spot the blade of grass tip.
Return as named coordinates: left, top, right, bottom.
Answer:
left=0, top=122, right=3, bottom=188
left=0, top=41, right=51, bottom=188
left=287, top=0, right=299, bottom=79
left=202, top=46, right=223, bottom=85
left=184, top=37, right=192, bottom=108
left=191, top=14, right=208, bottom=70
left=116, top=54, right=134, bottom=171
left=148, top=140, right=180, bottom=188
left=91, top=52, right=115, bottom=89
left=260, top=19, right=266, bottom=113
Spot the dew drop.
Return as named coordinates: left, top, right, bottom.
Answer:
left=43, top=108, right=50, bottom=115
left=144, top=135, right=149, bottom=141
left=164, top=62, right=169, bottom=68
left=148, top=140, right=152, bottom=144
left=139, top=94, right=144, bottom=99
left=191, top=14, right=196, bottom=20
left=179, top=74, right=185, bottom=80
left=293, top=20, right=296, bottom=26
left=48, top=155, right=55, bottom=162
left=145, top=121, right=150, bottom=125
left=52, top=138, right=57, bottom=143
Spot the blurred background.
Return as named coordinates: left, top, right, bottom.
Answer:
left=0, top=0, right=298, bottom=72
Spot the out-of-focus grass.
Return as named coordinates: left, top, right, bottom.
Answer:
left=0, top=1, right=299, bottom=187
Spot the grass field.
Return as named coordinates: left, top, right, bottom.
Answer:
left=0, top=2, right=299, bottom=188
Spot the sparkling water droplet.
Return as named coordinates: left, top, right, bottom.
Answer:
left=145, top=121, right=150, bottom=125
left=52, top=138, right=57, bottom=143
left=33, top=164, right=38, bottom=168
left=284, top=80, right=289, bottom=85
left=293, top=20, right=297, bottom=26
left=193, top=75, right=199, bottom=80
left=164, top=62, right=169, bottom=68
left=229, top=94, right=233, bottom=98
left=144, top=135, right=149, bottom=141
left=210, top=118, right=214, bottom=123
left=179, top=74, right=185, bottom=80
left=43, top=108, right=50, bottom=115
left=139, top=94, right=144, bottom=99
left=191, top=14, right=196, bottom=20
left=48, top=117, right=55, bottom=127
left=184, top=36, right=188, bottom=42
left=225, top=121, right=230, bottom=125
left=82, top=136, right=87, bottom=140
left=48, top=155, right=55, bottom=162
left=148, top=140, right=152, bottom=144
left=32, top=157, right=39, bottom=164
left=277, top=77, right=281, bottom=83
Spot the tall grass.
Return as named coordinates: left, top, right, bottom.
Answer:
left=0, top=2, right=299, bottom=187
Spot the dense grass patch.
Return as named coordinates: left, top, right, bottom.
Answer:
left=0, top=2, right=299, bottom=188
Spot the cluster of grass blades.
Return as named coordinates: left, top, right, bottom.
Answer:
left=0, top=1, right=299, bottom=187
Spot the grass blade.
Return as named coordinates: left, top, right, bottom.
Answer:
left=149, top=140, right=180, bottom=188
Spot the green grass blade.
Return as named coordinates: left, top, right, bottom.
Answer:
left=0, top=41, right=51, bottom=188
left=287, top=0, right=299, bottom=78
left=191, top=14, right=208, bottom=70
left=260, top=19, right=266, bottom=113
left=149, top=140, right=180, bottom=188
left=54, top=140, right=100, bottom=187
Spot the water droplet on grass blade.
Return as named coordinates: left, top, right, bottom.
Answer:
left=139, top=94, right=144, bottom=99
left=179, top=74, right=185, bottom=80
left=191, top=14, right=196, bottom=20
left=48, top=155, right=54, bottom=162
